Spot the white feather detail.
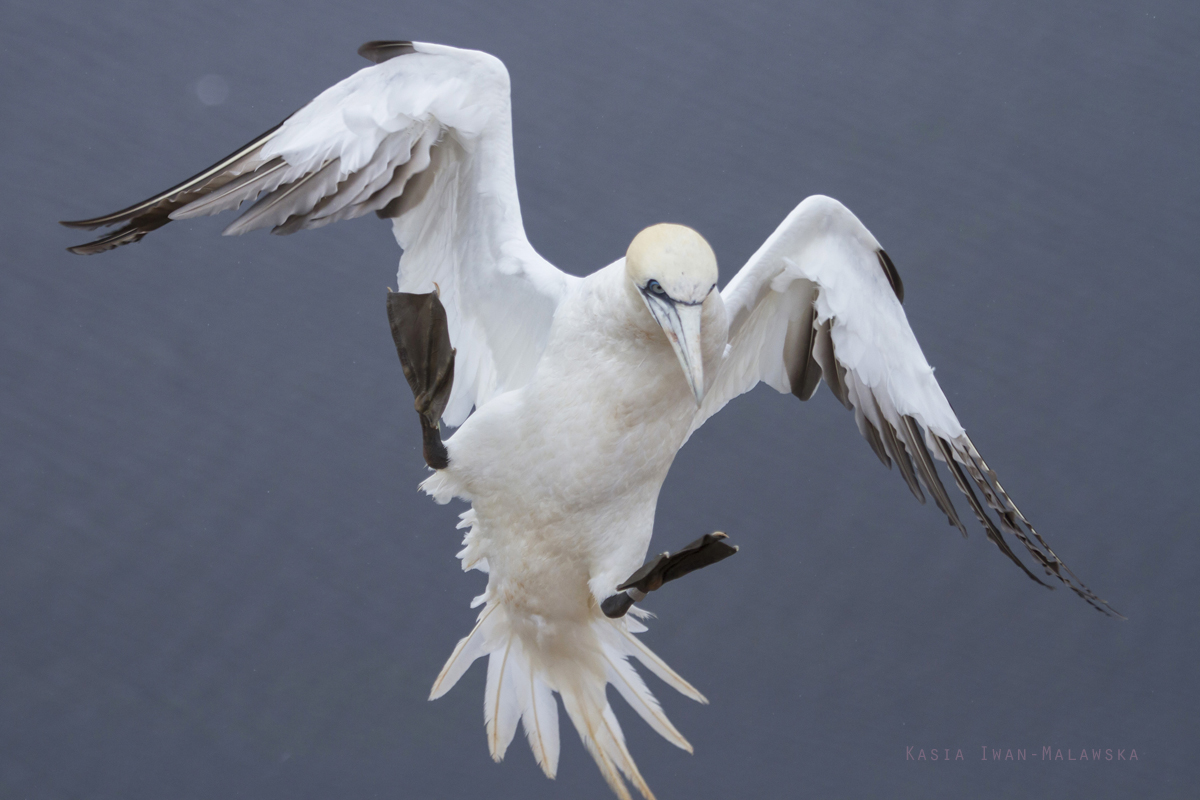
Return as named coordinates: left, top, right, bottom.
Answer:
left=485, top=639, right=522, bottom=761
left=428, top=603, right=496, bottom=700
left=616, top=627, right=708, bottom=704
left=519, top=670, right=560, bottom=778
left=602, top=647, right=692, bottom=753
left=560, top=684, right=652, bottom=800
left=221, top=157, right=343, bottom=236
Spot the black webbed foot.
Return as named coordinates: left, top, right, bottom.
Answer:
left=387, top=290, right=456, bottom=469
left=601, top=532, right=739, bottom=619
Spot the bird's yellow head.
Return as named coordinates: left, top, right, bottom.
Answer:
left=625, top=224, right=718, bottom=404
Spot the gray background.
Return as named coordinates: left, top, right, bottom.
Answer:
left=3, top=1, right=1197, bottom=798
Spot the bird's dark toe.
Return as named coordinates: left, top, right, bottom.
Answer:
left=604, top=531, right=739, bottom=618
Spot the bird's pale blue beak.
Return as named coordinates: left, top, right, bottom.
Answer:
left=643, top=296, right=706, bottom=405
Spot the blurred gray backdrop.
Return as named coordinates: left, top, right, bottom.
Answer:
left=3, top=1, right=1197, bottom=798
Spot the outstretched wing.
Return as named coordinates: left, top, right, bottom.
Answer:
left=61, top=41, right=577, bottom=425
left=692, top=195, right=1118, bottom=616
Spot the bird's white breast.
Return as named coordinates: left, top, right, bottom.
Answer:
left=432, top=261, right=727, bottom=610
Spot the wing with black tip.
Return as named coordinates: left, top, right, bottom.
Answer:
left=692, top=195, right=1119, bottom=617
left=62, top=41, right=577, bottom=425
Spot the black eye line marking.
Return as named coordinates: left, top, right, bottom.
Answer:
left=640, top=280, right=714, bottom=307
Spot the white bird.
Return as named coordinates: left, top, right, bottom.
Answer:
left=62, top=41, right=1117, bottom=800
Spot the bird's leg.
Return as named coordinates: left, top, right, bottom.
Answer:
left=387, top=289, right=456, bottom=469
left=601, top=532, right=739, bottom=618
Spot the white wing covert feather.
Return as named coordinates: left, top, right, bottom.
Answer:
left=694, top=195, right=1117, bottom=616
left=62, top=41, right=577, bottom=425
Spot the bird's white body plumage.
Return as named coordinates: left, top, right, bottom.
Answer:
left=422, top=259, right=726, bottom=796
left=67, top=39, right=1116, bottom=800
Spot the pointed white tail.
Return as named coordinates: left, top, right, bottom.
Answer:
left=430, top=601, right=704, bottom=799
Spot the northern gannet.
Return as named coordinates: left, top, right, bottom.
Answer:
left=61, top=40, right=1118, bottom=800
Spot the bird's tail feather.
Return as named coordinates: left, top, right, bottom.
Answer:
left=430, top=601, right=701, bottom=799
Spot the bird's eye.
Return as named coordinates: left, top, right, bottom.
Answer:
left=647, top=280, right=665, bottom=295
